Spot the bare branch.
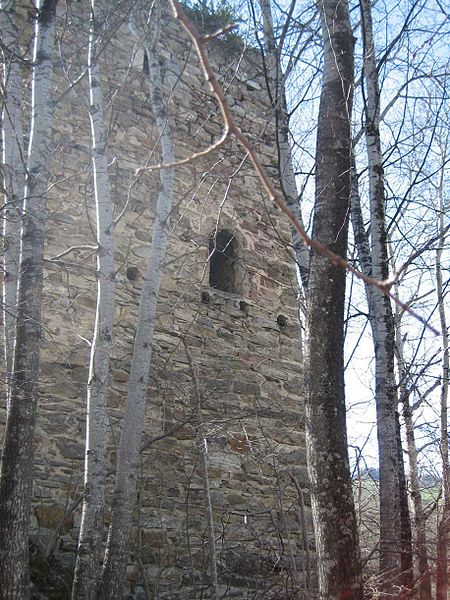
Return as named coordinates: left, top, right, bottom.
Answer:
left=47, top=244, right=98, bottom=261
left=158, top=0, right=440, bottom=336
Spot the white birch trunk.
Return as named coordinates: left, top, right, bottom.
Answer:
left=352, top=174, right=414, bottom=593
left=436, top=170, right=449, bottom=600
left=0, top=1, right=57, bottom=597
left=359, top=0, right=412, bottom=589
left=307, top=1, right=363, bottom=598
left=71, top=2, right=115, bottom=598
left=98, top=7, right=175, bottom=598
left=350, top=156, right=372, bottom=281
left=258, top=0, right=309, bottom=292
left=1, top=0, right=25, bottom=409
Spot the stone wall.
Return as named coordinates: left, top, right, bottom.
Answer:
left=1, top=2, right=314, bottom=598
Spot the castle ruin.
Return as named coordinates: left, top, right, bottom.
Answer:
left=1, top=3, right=313, bottom=598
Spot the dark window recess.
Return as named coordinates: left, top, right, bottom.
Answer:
left=209, top=229, right=237, bottom=293
left=143, top=52, right=149, bottom=75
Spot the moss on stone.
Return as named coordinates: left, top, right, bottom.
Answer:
left=30, top=546, right=72, bottom=600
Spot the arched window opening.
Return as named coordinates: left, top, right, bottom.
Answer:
left=209, top=229, right=237, bottom=293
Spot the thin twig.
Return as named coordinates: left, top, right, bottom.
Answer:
left=47, top=244, right=98, bottom=261
left=184, top=342, right=219, bottom=600
left=202, top=23, right=238, bottom=42
left=136, top=130, right=230, bottom=176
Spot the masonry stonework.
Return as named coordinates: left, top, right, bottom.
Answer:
left=1, top=3, right=313, bottom=598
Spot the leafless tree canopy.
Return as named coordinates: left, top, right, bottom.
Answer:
left=0, top=0, right=449, bottom=599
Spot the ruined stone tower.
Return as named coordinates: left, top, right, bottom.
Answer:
left=1, top=3, right=313, bottom=598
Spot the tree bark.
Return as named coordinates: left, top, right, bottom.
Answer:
left=306, top=1, right=363, bottom=598
left=71, top=2, right=116, bottom=598
left=436, top=165, right=449, bottom=600
left=358, top=0, right=413, bottom=590
left=1, top=0, right=25, bottom=410
left=0, top=1, right=58, bottom=598
left=396, top=410, right=414, bottom=590
left=185, top=345, right=219, bottom=600
left=401, top=387, right=432, bottom=599
left=258, top=0, right=309, bottom=293
left=98, top=6, right=175, bottom=598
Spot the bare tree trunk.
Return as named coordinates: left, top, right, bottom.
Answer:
left=350, top=158, right=372, bottom=278
left=397, top=411, right=414, bottom=589
left=0, top=1, right=58, bottom=598
left=306, top=1, right=363, bottom=598
left=1, top=0, right=25, bottom=410
left=186, top=345, right=219, bottom=600
left=401, top=394, right=432, bottom=599
left=436, top=165, right=449, bottom=600
left=98, top=6, right=175, bottom=598
left=258, top=0, right=309, bottom=292
left=387, top=245, right=429, bottom=598
left=352, top=169, right=414, bottom=594
left=71, top=2, right=116, bottom=598
left=359, top=0, right=412, bottom=590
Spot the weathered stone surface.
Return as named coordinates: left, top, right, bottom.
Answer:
left=34, top=505, right=74, bottom=532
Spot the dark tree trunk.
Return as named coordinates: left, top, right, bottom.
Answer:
left=1, top=0, right=25, bottom=406
left=306, top=1, right=363, bottom=598
left=0, top=1, right=57, bottom=598
left=396, top=412, right=414, bottom=589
